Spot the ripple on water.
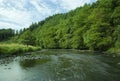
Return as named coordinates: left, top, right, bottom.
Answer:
left=0, top=50, right=120, bottom=81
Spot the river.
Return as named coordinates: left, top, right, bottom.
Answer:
left=0, top=49, right=120, bottom=81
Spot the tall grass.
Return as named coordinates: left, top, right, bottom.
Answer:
left=107, top=48, right=120, bottom=57
left=0, top=43, right=41, bottom=55
left=108, top=48, right=120, bottom=53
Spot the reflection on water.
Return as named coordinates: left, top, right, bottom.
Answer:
left=0, top=49, right=120, bottom=81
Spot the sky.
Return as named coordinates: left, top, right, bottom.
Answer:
left=0, top=0, right=97, bottom=30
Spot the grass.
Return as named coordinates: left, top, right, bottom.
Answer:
left=107, top=48, right=120, bottom=57
left=0, top=43, right=41, bottom=55
left=107, top=48, right=120, bottom=53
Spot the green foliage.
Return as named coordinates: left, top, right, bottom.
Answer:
left=15, top=0, right=120, bottom=52
left=111, top=6, right=120, bottom=25
left=20, top=30, right=36, bottom=46
left=0, top=29, right=15, bottom=41
left=83, top=22, right=113, bottom=51
left=0, top=44, right=40, bottom=55
left=114, top=25, right=120, bottom=48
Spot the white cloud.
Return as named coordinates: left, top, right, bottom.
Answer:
left=30, top=0, right=52, bottom=15
left=0, top=0, right=3, bottom=3
left=0, top=21, right=21, bottom=30
left=0, top=0, right=96, bottom=30
left=0, top=7, right=32, bottom=28
left=60, top=0, right=91, bottom=10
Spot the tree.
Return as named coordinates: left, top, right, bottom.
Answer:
left=114, top=25, right=120, bottom=48
left=0, top=29, right=15, bottom=41
left=83, top=23, right=112, bottom=51
left=20, top=30, right=36, bottom=46
left=16, top=0, right=119, bottom=52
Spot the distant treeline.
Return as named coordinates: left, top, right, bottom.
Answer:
left=0, top=28, right=27, bottom=41
left=0, top=29, right=15, bottom=41
left=2, top=0, right=120, bottom=52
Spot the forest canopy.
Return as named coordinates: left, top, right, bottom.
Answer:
left=1, top=0, right=120, bottom=52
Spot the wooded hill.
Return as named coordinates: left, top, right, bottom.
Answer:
left=16, top=0, right=120, bottom=52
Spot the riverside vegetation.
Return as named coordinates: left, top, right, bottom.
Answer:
left=0, top=44, right=40, bottom=55
left=0, top=0, right=120, bottom=55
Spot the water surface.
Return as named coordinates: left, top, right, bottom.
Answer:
left=0, top=49, right=120, bottom=81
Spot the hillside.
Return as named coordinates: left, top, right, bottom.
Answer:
left=17, top=0, right=120, bottom=52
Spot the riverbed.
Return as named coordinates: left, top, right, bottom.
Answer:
left=0, top=49, right=120, bottom=81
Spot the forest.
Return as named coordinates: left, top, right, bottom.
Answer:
left=1, top=0, right=120, bottom=80
left=1, top=0, right=120, bottom=53
left=0, top=29, right=15, bottom=41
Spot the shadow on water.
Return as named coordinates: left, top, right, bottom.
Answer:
left=0, top=49, right=120, bottom=81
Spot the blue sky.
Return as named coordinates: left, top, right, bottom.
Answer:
left=0, top=0, right=97, bottom=30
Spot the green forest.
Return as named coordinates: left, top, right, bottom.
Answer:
left=0, top=0, right=120, bottom=54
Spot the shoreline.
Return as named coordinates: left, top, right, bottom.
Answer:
left=0, top=46, right=120, bottom=57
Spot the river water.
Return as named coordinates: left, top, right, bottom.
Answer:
left=0, top=49, right=120, bottom=81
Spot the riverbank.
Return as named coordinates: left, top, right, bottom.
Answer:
left=106, top=48, right=120, bottom=57
left=0, top=44, right=120, bottom=58
left=0, top=43, right=41, bottom=55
